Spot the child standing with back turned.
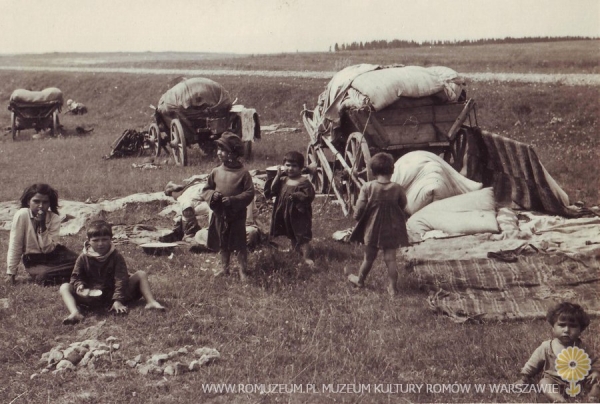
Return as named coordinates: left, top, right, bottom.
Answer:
left=265, top=151, right=315, bottom=266
left=201, top=132, right=254, bottom=280
left=346, top=152, right=408, bottom=297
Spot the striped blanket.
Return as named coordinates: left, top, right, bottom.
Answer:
left=408, top=252, right=600, bottom=322
left=466, top=129, right=577, bottom=217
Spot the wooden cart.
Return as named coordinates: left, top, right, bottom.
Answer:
left=148, top=78, right=260, bottom=166
left=8, top=88, right=63, bottom=140
left=301, top=67, right=478, bottom=215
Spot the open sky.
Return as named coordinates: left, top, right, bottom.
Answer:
left=0, top=0, right=598, bottom=54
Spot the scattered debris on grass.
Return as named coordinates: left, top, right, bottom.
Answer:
left=33, top=336, right=220, bottom=378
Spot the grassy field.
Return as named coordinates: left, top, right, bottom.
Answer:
left=0, top=42, right=599, bottom=403
left=2, top=40, right=598, bottom=74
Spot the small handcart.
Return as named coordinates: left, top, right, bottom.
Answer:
left=8, top=88, right=64, bottom=139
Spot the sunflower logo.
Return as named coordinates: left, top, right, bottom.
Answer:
left=555, top=346, right=591, bottom=397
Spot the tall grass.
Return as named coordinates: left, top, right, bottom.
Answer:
left=0, top=49, right=599, bottom=403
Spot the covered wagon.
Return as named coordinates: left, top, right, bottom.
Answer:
left=148, top=77, right=260, bottom=166
left=8, top=88, right=64, bottom=139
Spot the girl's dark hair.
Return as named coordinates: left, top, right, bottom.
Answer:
left=19, top=183, right=59, bottom=214
left=369, top=152, right=395, bottom=176
left=546, top=302, right=590, bottom=331
left=87, top=220, right=113, bottom=239
left=283, top=151, right=305, bottom=168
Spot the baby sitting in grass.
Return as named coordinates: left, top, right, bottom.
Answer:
left=516, top=302, right=599, bottom=402
left=59, top=220, right=164, bottom=325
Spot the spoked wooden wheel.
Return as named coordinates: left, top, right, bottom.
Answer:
left=170, top=119, right=188, bottom=166
left=148, top=123, right=161, bottom=157
left=444, top=128, right=468, bottom=172
left=306, top=144, right=328, bottom=194
left=11, top=112, right=18, bottom=140
left=344, top=132, right=372, bottom=210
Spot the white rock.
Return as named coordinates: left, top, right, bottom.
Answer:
left=56, top=360, right=76, bottom=371
left=194, top=347, right=220, bottom=359
left=48, top=349, right=63, bottom=365
left=105, top=336, right=118, bottom=343
left=63, top=347, right=85, bottom=365
left=30, top=373, right=39, bottom=380
left=92, top=349, right=109, bottom=357
left=149, top=354, right=169, bottom=366
left=163, top=365, right=175, bottom=376
left=112, top=343, right=120, bottom=350
left=126, top=360, right=138, bottom=368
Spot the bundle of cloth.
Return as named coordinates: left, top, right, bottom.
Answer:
left=10, top=88, right=64, bottom=105
left=306, top=64, right=465, bottom=137
left=157, top=77, right=232, bottom=117
left=391, top=150, right=483, bottom=216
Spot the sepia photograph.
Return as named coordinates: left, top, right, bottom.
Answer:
left=0, top=0, right=598, bottom=402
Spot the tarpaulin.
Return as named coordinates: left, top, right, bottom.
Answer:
left=157, top=78, right=232, bottom=116
left=10, top=88, right=63, bottom=105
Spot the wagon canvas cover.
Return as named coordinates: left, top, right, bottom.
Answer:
left=157, top=78, right=232, bottom=117
left=318, top=64, right=466, bottom=124
left=10, top=88, right=64, bottom=105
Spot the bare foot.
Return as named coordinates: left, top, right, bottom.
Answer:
left=62, top=312, right=84, bottom=325
left=145, top=301, right=166, bottom=310
left=304, top=259, right=315, bottom=267
left=348, top=274, right=364, bottom=288
left=213, top=268, right=230, bottom=277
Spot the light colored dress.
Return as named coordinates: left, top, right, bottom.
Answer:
left=350, top=181, right=409, bottom=249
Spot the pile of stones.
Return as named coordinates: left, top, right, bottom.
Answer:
left=32, top=336, right=220, bottom=378
left=130, top=346, right=220, bottom=376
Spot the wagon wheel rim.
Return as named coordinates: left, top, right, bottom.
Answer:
left=52, top=111, right=60, bottom=137
left=344, top=133, right=372, bottom=210
left=148, top=124, right=161, bottom=157
left=11, top=112, right=17, bottom=140
left=170, top=119, right=188, bottom=166
left=306, top=144, right=327, bottom=194
left=444, top=128, right=468, bottom=172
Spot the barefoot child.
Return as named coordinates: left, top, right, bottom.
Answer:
left=201, top=132, right=254, bottom=280
left=6, top=183, right=78, bottom=285
left=346, top=152, right=409, bottom=297
left=516, top=302, right=599, bottom=403
left=265, top=151, right=315, bottom=266
left=59, top=220, right=164, bottom=324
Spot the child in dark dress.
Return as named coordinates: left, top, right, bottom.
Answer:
left=201, top=132, right=254, bottom=280
left=265, top=151, right=315, bottom=266
left=346, top=152, right=409, bottom=297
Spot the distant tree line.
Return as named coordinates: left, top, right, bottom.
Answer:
left=332, top=36, right=597, bottom=51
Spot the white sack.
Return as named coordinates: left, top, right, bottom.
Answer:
left=407, top=188, right=499, bottom=242
left=391, top=151, right=483, bottom=215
